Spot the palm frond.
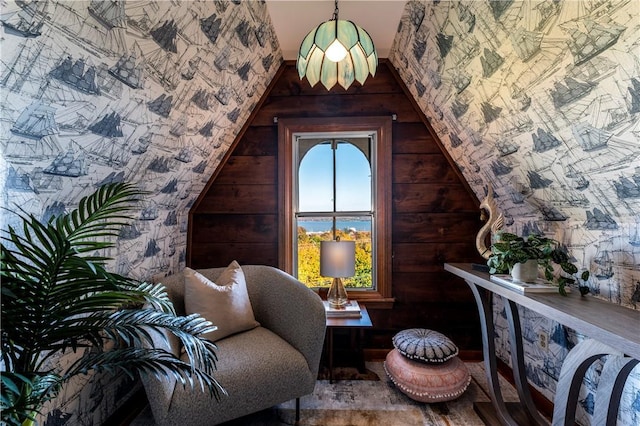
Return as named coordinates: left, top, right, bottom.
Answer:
left=1, top=373, right=63, bottom=426
left=64, top=348, right=225, bottom=401
left=77, top=309, right=218, bottom=370
left=65, top=182, right=143, bottom=246
left=1, top=182, right=224, bottom=423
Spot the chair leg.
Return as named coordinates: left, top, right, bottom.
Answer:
left=295, top=398, right=300, bottom=424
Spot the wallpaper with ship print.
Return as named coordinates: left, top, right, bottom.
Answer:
left=389, top=1, right=639, bottom=425
left=0, top=0, right=281, bottom=423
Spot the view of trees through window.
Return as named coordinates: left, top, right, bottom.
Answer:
left=296, top=137, right=374, bottom=289
left=297, top=222, right=372, bottom=288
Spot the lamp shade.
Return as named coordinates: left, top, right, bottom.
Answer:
left=320, top=240, right=356, bottom=278
left=297, top=19, right=378, bottom=90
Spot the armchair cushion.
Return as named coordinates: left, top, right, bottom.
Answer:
left=184, top=261, right=259, bottom=342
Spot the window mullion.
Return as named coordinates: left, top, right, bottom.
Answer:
left=332, top=139, right=337, bottom=240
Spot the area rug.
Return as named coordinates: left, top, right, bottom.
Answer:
left=131, top=362, right=522, bottom=426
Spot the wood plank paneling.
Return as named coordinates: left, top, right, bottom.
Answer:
left=392, top=123, right=441, bottom=154
left=393, top=183, right=479, bottom=213
left=196, top=184, right=277, bottom=213
left=234, top=127, right=278, bottom=156
left=392, top=272, right=475, bottom=302
left=392, top=242, right=481, bottom=273
left=190, top=61, right=484, bottom=352
left=214, top=156, right=276, bottom=184
left=393, top=213, right=482, bottom=243
left=268, top=61, right=403, bottom=97
left=393, top=154, right=463, bottom=183
left=191, top=214, right=277, bottom=243
left=190, top=242, right=278, bottom=270
left=253, top=93, right=419, bottom=126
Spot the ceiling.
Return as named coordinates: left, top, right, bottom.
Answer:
left=265, top=0, right=407, bottom=60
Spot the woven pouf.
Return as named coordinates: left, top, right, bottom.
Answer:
left=384, top=348, right=470, bottom=403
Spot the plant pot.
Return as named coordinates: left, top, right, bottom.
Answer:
left=510, top=259, right=538, bottom=283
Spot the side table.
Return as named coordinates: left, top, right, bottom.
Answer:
left=325, top=304, right=373, bottom=383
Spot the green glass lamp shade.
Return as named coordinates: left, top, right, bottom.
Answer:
left=297, top=19, right=378, bottom=90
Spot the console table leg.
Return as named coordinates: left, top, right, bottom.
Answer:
left=504, top=299, right=550, bottom=425
left=552, top=339, right=621, bottom=426
left=593, top=356, right=639, bottom=426
left=468, top=281, right=520, bottom=426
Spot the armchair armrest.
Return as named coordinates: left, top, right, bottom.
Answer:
left=242, top=265, right=327, bottom=377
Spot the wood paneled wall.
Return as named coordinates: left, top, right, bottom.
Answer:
left=190, top=60, right=485, bottom=350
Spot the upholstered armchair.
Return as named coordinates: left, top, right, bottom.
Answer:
left=141, top=264, right=326, bottom=425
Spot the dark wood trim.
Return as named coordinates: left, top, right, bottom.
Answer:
left=186, top=62, right=287, bottom=266
left=384, top=61, right=479, bottom=204
left=277, top=116, right=394, bottom=303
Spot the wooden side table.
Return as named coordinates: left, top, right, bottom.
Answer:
left=325, top=304, right=373, bottom=383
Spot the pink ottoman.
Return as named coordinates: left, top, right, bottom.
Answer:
left=384, top=348, right=470, bottom=403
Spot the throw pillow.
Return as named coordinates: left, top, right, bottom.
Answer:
left=183, top=261, right=259, bottom=342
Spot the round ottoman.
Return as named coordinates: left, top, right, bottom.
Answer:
left=384, top=348, right=471, bottom=403
left=392, top=328, right=459, bottom=363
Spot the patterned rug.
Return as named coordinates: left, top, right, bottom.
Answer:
left=131, top=362, right=521, bottom=426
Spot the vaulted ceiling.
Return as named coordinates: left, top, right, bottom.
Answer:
left=265, top=0, right=406, bottom=60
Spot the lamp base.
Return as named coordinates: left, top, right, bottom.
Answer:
left=327, top=277, right=348, bottom=308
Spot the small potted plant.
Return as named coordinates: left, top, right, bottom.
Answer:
left=487, top=232, right=590, bottom=296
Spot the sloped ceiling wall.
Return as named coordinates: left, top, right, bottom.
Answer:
left=391, top=0, right=639, bottom=307
left=0, top=1, right=280, bottom=423
left=1, top=1, right=280, bottom=280
left=389, top=1, right=639, bottom=424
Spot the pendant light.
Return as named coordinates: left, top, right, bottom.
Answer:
left=296, top=0, right=378, bottom=90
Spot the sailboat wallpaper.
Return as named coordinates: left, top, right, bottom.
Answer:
left=391, top=1, right=639, bottom=425
left=1, top=0, right=639, bottom=424
left=1, top=0, right=279, bottom=423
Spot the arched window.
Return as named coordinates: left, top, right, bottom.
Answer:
left=297, top=137, right=373, bottom=289
left=279, top=117, right=393, bottom=307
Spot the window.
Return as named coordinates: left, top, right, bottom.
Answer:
left=297, top=136, right=373, bottom=289
left=278, top=117, right=393, bottom=307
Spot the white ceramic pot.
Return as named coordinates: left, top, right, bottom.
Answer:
left=510, top=259, right=538, bottom=283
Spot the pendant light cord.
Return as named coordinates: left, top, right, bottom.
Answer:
left=332, top=0, right=339, bottom=20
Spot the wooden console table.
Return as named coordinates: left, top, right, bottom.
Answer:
left=445, top=263, right=640, bottom=426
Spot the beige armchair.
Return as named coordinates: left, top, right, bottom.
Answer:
left=141, top=265, right=326, bottom=425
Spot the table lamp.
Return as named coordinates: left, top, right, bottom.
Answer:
left=320, top=239, right=355, bottom=308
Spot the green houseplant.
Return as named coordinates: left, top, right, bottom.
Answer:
left=1, top=183, right=225, bottom=426
left=487, top=232, right=590, bottom=296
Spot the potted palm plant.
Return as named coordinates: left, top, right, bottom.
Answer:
left=487, top=232, right=590, bottom=296
left=1, top=182, right=225, bottom=426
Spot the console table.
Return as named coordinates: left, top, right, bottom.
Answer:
left=445, top=263, right=640, bottom=426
